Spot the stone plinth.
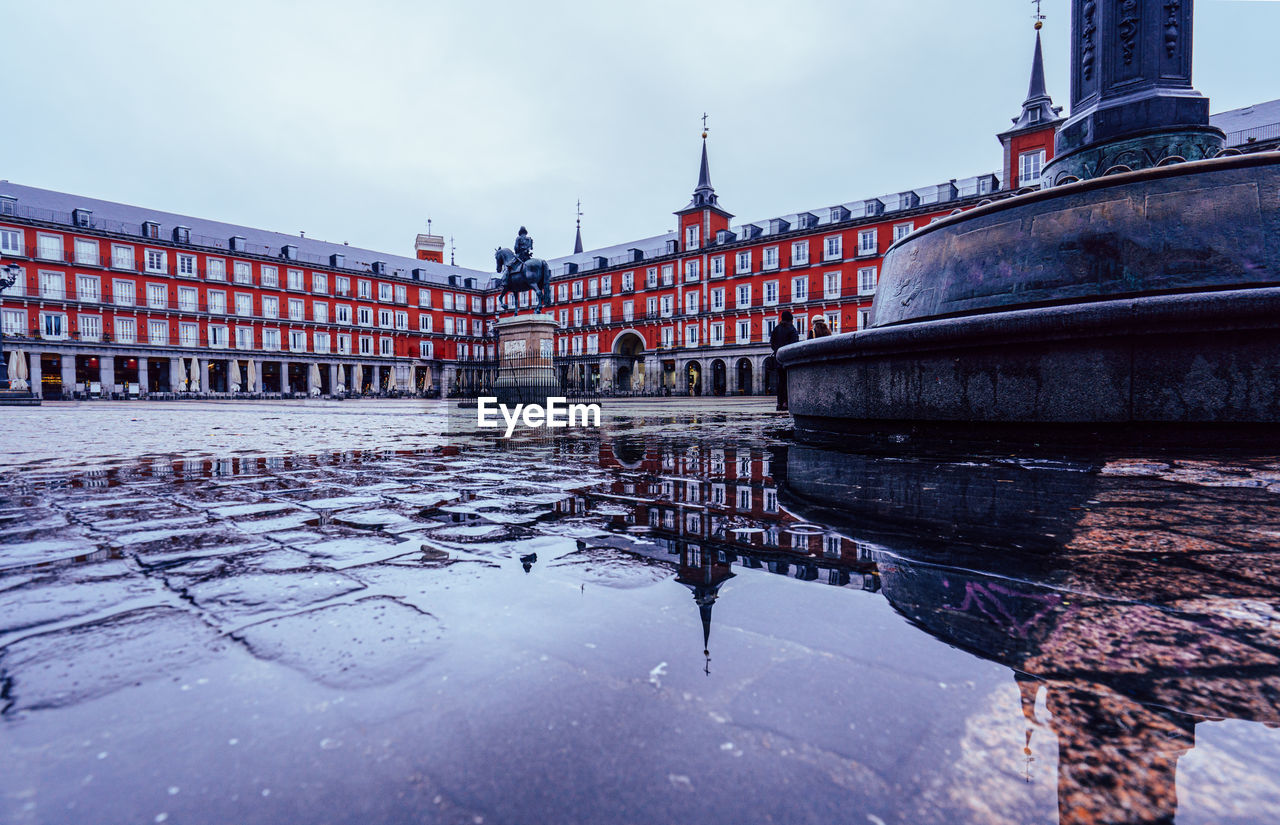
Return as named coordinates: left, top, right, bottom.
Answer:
left=493, top=313, right=558, bottom=405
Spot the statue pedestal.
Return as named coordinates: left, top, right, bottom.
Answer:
left=493, top=313, right=558, bottom=404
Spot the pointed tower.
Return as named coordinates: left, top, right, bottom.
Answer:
left=573, top=199, right=584, bottom=254
left=999, top=19, right=1064, bottom=190
left=675, top=116, right=733, bottom=252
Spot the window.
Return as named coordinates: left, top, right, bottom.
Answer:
left=763, top=281, right=779, bottom=306
left=893, top=222, right=914, bottom=242
left=177, top=286, right=198, bottom=311
left=824, top=235, right=842, bottom=261
left=419, top=341, right=433, bottom=359
left=736, top=319, right=751, bottom=344
left=710, top=256, right=724, bottom=278
left=76, top=274, right=101, bottom=302
left=660, top=327, right=673, bottom=349
left=75, top=238, right=99, bottom=265
left=115, top=318, right=137, bottom=344
left=858, top=308, right=872, bottom=329
left=765, top=317, right=778, bottom=338
left=587, top=279, right=598, bottom=298
left=145, top=249, right=167, bottom=273
left=858, top=267, right=877, bottom=295
left=735, top=284, right=751, bottom=309
left=209, top=325, right=228, bottom=348
left=791, top=240, right=809, bottom=266
left=601, top=275, right=612, bottom=295
left=37, top=233, right=63, bottom=261
left=710, top=287, right=725, bottom=311
left=662, top=266, right=674, bottom=286
left=685, top=292, right=699, bottom=314
left=557, top=283, right=568, bottom=302
left=357, top=306, right=372, bottom=326
left=378, top=283, right=392, bottom=302
left=622, top=301, right=633, bottom=322
left=646, top=296, right=658, bottom=318
left=0, top=229, right=22, bottom=255
left=313, top=302, right=329, bottom=323
left=147, top=283, right=168, bottom=308
left=419, top=314, right=433, bottom=332
left=824, top=272, right=840, bottom=299
left=1019, top=149, right=1047, bottom=186
left=825, top=311, right=840, bottom=334
left=418, top=288, right=432, bottom=308
left=112, top=279, right=135, bottom=306
left=621, top=272, right=633, bottom=292
left=685, top=325, right=699, bottom=347
left=287, top=269, right=304, bottom=290
left=396, top=285, right=408, bottom=304
left=454, top=293, right=465, bottom=309
left=206, top=258, right=225, bottom=281
left=358, top=280, right=372, bottom=299
left=710, top=322, right=724, bottom=345
left=601, top=304, right=611, bottom=324
left=685, top=224, right=700, bottom=250
left=735, top=250, right=751, bottom=274
left=857, top=229, right=877, bottom=256
left=41, top=312, right=67, bottom=339
left=1, top=309, right=23, bottom=336
left=684, top=259, right=700, bottom=281
left=659, top=296, right=672, bottom=318
left=290, top=330, right=307, bottom=352
left=260, top=266, right=278, bottom=288
left=337, top=334, right=351, bottom=354
left=179, top=322, right=199, bottom=346
left=148, top=320, right=168, bottom=344
left=471, top=296, right=481, bottom=313
left=573, top=307, right=583, bottom=326
left=646, top=268, right=657, bottom=289
left=262, top=296, right=279, bottom=319
left=313, top=273, right=328, bottom=294
left=377, top=309, right=392, bottom=328
left=396, top=310, right=410, bottom=330
left=233, top=261, right=252, bottom=284
left=791, top=276, right=808, bottom=303
left=314, top=332, right=330, bottom=354
left=442, top=293, right=454, bottom=311
left=288, top=299, right=304, bottom=320
left=177, top=253, right=197, bottom=277
left=235, top=326, right=254, bottom=350
left=78, top=314, right=102, bottom=341
left=586, top=334, right=599, bottom=354
left=336, top=304, right=352, bottom=324
left=208, top=290, right=226, bottom=314
left=235, top=293, right=253, bottom=316
left=262, top=329, right=281, bottom=351
left=588, top=306, right=599, bottom=325
left=572, top=281, right=583, bottom=300
left=443, top=317, right=455, bottom=335
left=763, top=247, right=779, bottom=270
left=359, top=336, right=373, bottom=355
left=112, top=244, right=135, bottom=270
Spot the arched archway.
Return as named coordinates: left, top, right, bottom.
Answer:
left=612, top=330, right=645, bottom=395
left=711, top=359, right=727, bottom=396
left=686, top=361, right=702, bottom=396
left=736, top=358, right=753, bottom=396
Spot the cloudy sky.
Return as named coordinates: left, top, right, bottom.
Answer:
left=5, top=0, right=1276, bottom=270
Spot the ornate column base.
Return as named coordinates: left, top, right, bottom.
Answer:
left=1043, top=126, right=1226, bottom=187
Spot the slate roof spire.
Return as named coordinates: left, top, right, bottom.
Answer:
left=573, top=198, right=584, bottom=254
left=678, top=114, right=730, bottom=216
left=1007, top=22, right=1062, bottom=133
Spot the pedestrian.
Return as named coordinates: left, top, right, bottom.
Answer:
left=810, top=317, right=832, bottom=339
left=769, top=309, right=800, bottom=411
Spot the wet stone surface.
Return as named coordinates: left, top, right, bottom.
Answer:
left=2, top=399, right=1280, bottom=824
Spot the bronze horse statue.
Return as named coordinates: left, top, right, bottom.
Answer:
left=494, top=247, right=553, bottom=315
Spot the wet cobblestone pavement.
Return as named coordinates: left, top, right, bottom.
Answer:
left=3, top=400, right=1280, bottom=824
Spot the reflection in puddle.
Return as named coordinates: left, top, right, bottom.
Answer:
left=2, top=419, right=1280, bottom=824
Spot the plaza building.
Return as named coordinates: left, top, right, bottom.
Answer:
left=2, top=29, right=1275, bottom=400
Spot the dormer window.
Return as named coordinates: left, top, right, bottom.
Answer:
left=73, top=208, right=93, bottom=228
left=173, top=226, right=191, bottom=244
left=142, top=221, right=160, bottom=239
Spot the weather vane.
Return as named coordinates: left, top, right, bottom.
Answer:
left=1032, top=0, right=1045, bottom=29
left=701, top=112, right=709, bottom=139
left=576, top=198, right=583, bottom=229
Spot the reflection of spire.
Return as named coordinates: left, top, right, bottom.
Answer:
left=676, top=542, right=735, bottom=677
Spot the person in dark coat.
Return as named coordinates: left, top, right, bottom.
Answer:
left=810, top=317, right=832, bottom=339
left=769, top=310, right=800, bottom=411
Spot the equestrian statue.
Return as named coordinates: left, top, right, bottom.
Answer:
left=494, top=227, right=553, bottom=315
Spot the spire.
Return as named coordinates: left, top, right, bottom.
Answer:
left=678, top=113, right=731, bottom=216
left=1004, top=15, right=1062, bottom=134
left=573, top=199, right=584, bottom=254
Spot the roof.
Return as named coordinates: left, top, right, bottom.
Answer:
left=0, top=181, right=490, bottom=288
left=1211, top=98, right=1280, bottom=144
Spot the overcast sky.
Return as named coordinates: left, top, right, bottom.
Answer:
left=5, top=0, right=1276, bottom=270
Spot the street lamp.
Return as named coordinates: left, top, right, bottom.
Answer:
left=0, top=263, right=20, bottom=389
